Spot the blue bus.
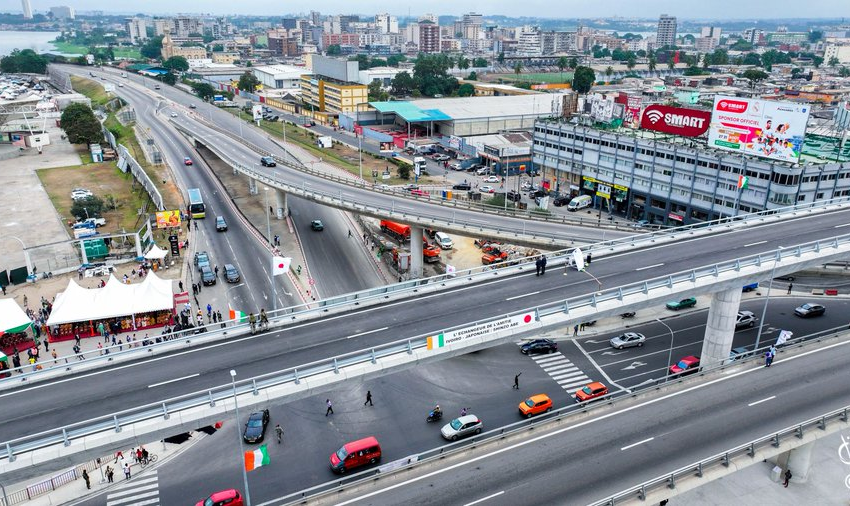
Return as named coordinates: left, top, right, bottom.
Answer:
left=187, top=188, right=205, bottom=219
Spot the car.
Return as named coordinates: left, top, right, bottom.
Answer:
left=433, top=154, right=450, bottom=161
left=310, top=219, right=324, bottom=231
left=476, top=167, right=489, bottom=175
left=520, top=338, right=558, bottom=355
left=669, top=355, right=701, bottom=376
left=224, top=264, right=240, bottom=283
left=184, top=157, right=193, bottom=166
left=632, top=219, right=651, bottom=228
left=506, top=190, right=522, bottom=202
left=742, top=282, right=759, bottom=292
left=242, top=409, right=270, bottom=443
left=410, top=189, right=429, bottom=197
left=434, top=231, right=453, bottom=249
left=484, top=175, right=501, bottom=183
left=440, top=414, right=483, bottom=441
left=729, top=346, right=753, bottom=361
left=118, top=83, right=124, bottom=87
left=215, top=216, right=227, bottom=232
left=74, top=217, right=106, bottom=228
left=735, top=311, right=756, bottom=329
left=794, top=303, right=825, bottom=318
left=189, top=104, right=197, bottom=109
left=479, top=185, right=495, bottom=193
left=170, top=112, right=178, bottom=117
left=194, top=251, right=210, bottom=271
left=195, top=489, right=244, bottom=506
left=260, top=156, right=277, bottom=167
left=575, top=382, right=609, bottom=403
left=200, top=266, right=216, bottom=286
left=71, top=189, right=93, bottom=200
left=452, top=182, right=472, bottom=191
left=609, top=332, right=646, bottom=349
left=449, top=162, right=462, bottom=170
left=666, top=297, right=697, bottom=310
left=402, top=184, right=420, bottom=191
left=518, top=394, right=553, bottom=418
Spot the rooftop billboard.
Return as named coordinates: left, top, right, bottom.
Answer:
left=639, top=104, right=711, bottom=137
left=708, top=96, right=810, bottom=163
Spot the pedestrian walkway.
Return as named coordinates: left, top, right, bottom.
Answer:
left=525, top=350, right=593, bottom=396
left=105, top=470, right=159, bottom=506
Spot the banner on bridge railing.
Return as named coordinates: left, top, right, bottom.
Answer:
left=427, top=313, right=535, bottom=350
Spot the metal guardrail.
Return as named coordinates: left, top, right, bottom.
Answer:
left=2, top=231, right=849, bottom=464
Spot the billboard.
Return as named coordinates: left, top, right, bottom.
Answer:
left=640, top=104, right=711, bottom=137
left=708, top=96, right=810, bottom=163
left=252, top=104, right=263, bottom=121
left=155, top=210, right=183, bottom=229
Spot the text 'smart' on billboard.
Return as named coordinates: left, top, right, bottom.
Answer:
left=708, top=96, right=811, bottom=163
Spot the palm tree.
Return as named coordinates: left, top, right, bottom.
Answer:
left=648, top=56, right=657, bottom=71
left=605, top=66, right=614, bottom=78
left=556, top=56, right=568, bottom=82
left=514, top=62, right=523, bottom=81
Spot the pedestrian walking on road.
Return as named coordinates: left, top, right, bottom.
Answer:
left=82, top=469, right=90, bottom=489
left=123, top=463, right=131, bottom=480
left=275, top=424, right=283, bottom=444
left=573, top=324, right=579, bottom=337
left=541, top=255, right=547, bottom=275
left=514, top=372, right=521, bottom=389
left=535, top=257, right=542, bottom=276
left=179, top=281, right=183, bottom=292
left=580, top=322, right=586, bottom=331
left=783, top=468, right=792, bottom=487
left=586, top=253, right=592, bottom=266
left=197, top=281, right=201, bottom=293
left=214, top=265, right=219, bottom=277
left=192, top=283, right=197, bottom=295
left=325, top=399, right=334, bottom=416
left=364, top=390, right=373, bottom=406
left=348, top=229, right=352, bottom=238
left=787, top=283, right=793, bottom=295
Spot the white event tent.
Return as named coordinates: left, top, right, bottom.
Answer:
left=46, top=272, right=174, bottom=326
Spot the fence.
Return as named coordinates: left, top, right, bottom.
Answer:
left=0, top=448, right=113, bottom=506
left=101, top=124, right=164, bottom=211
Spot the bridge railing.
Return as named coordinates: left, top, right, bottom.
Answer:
left=2, top=231, right=849, bottom=463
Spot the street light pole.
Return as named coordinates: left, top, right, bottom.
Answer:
left=230, top=370, right=252, bottom=506
left=754, top=253, right=780, bottom=352
left=358, top=135, right=363, bottom=181
left=264, top=187, right=277, bottom=312
left=656, top=318, right=675, bottom=383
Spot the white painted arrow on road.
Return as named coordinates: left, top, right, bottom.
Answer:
left=583, top=339, right=607, bottom=344
left=621, top=361, right=648, bottom=371
left=602, top=350, right=628, bottom=356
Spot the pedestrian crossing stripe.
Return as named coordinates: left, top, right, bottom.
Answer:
left=522, top=348, right=593, bottom=395
left=107, top=471, right=159, bottom=506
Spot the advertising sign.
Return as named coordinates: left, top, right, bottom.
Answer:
left=625, top=95, right=642, bottom=128
left=708, top=96, right=810, bottom=163
left=252, top=104, right=263, bottom=121
left=640, top=104, right=711, bottom=137
left=426, top=313, right=535, bottom=350
left=155, top=210, right=182, bottom=229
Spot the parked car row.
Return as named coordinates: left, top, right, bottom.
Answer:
left=193, top=247, right=240, bottom=285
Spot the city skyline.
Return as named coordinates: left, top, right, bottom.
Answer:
left=12, top=0, right=848, bottom=19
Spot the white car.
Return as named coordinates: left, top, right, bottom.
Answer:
left=449, top=162, right=462, bottom=171
left=609, top=332, right=646, bottom=349
left=440, top=414, right=483, bottom=441
left=476, top=167, right=489, bottom=175
left=433, top=154, right=450, bottom=161
left=170, top=112, right=178, bottom=117
left=484, top=175, right=500, bottom=183
left=479, top=185, right=495, bottom=193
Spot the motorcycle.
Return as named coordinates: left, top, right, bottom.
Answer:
left=620, top=312, right=636, bottom=318
left=426, top=410, right=443, bottom=423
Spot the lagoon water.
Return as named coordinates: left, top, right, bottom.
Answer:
left=0, top=31, right=63, bottom=57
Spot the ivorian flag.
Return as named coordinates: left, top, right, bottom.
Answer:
left=245, top=444, right=270, bottom=472
left=229, top=305, right=247, bottom=323
left=737, top=175, right=749, bottom=189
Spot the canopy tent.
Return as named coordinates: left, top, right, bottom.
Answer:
left=144, top=244, right=169, bottom=260
left=0, top=299, right=32, bottom=335
left=46, top=272, right=174, bottom=327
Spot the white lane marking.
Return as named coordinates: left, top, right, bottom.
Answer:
left=743, top=240, right=767, bottom=247
left=347, top=327, right=389, bottom=339
left=506, top=291, right=539, bottom=301
left=621, top=437, right=654, bottom=451
left=748, top=395, right=776, bottom=407
left=635, top=263, right=664, bottom=271
left=464, top=491, right=505, bottom=506
left=835, top=223, right=850, bottom=228
left=147, top=373, right=199, bottom=389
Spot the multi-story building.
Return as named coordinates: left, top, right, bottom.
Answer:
left=49, top=6, right=75, bottom=20
left=160, top=30, right=207, bottom=61
left=268, top=30, right=301, bottom=57
left=656, top=14, right=677, bottom=48
left=301, top=55, right=368, bottom=116
left=743, top=28, right=766, bottom=45
left=825, top=43, right=850, bottom=64
left=696, top=26, right=721, bottom=52
left=517, top=29, right=542, bottom=56
left=126, top=18, right=147, bottom=44
left=21, top=0, right=32, bottom=19
left=152, top=19, right=171, bottom=37
left=418, top=20, right=440, bottom=53
left=375, top=13, right=398, bottom=34
left=252, top=65, right=307, bottom=90
left=419, top=13, right=438, bottom=24
left=540, top=31, right=576, bottom=55
left=173, top=16, right=203, bottom=38
left=322, top=33, right=360, bottom=49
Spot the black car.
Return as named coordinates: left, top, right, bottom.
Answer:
left=224, top=263, right=240, bottom=283
left=261, top=156, right=277, bottom=167
left=553, top=196, right=570, bottom=207
left=215, top=216, right=227, bottom=232
left=242, top=409, right=270, bottom=443
left=520, top=339, right=558, bottom=355
left=200, top=266, right=216, bottom=286
left=452, top=182, right=472, bottom=191
left=506, top=190, right=522, bottom=202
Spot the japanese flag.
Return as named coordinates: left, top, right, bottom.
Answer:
left=272, top=256, right=291, bottom=277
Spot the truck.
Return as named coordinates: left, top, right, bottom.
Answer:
left=380, top=220, right=411, bottom=242
left=73, top=217, right=106, bottom=228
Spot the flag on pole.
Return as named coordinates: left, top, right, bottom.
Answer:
left=229, top=305, right=247, bottom=323
left=272, top=256, right=291, bottom=277
left=244, top=444, right=270, bottom=472
left=737, top=175, right=749, bottom=190
left=776, top=330, right=792, bottom=347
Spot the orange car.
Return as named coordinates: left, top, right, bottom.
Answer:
left=574, top=382, right=608, bottom=403
left=519, top=394, right=553, bottom=418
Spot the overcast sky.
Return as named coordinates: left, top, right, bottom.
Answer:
left=20, top=1, right=847, bottom=19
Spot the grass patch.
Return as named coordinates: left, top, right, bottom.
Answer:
left=114, top=47, right=142, bottom=60
left=70, top=75, right=111, bottom=107
left=50, top=40, right=88, bottom=55
left=490, top=72, right=573, bottom=84
left=50, top=40, right=141, bottom=60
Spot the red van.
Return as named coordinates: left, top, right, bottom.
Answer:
left=329, top=436, right=381, bottom=473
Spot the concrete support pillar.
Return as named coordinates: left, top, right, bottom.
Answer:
left=274, top=189, right=287, bottom=219
left=248, top=177, right=258, bottom=196
left=134, top=233, right=143, bottom=259
left=786, top=441, right=816, bottom=483
left=80, top=241, right=88, bottom=265
left=699, top=287, right=743, bottom=368
left=409, top=225, right=424, bottom=279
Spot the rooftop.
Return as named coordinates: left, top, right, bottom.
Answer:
left=371, top=93, right=572, bottom=122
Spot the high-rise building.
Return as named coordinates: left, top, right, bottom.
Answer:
left=375, top=13, right=398, bottom=34
left=21, top=0, right=32, bottom=19
left=173, top=16, right=203, bottom=38
left=656, top=14, right=677, bottom=48
left=696, top=26, right=722, bottom=52
left=50, top=6, right=75, bottom=20
left=418, top=20, right=440, bottom=53
left=462, top=13, right=483, bottom=27
left=126, top=18, right=148, bottom=44
left=419, top=13, right=438, bottom=24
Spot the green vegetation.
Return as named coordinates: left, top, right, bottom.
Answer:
left=0, top=49, right=49, bottom=74
left=140, top=36, right=164, bottom=60
left=70, top=75, right=111, bottom=107
left=60, top=103, right=103, bottom=145
left=237, top=71, right=260, bottom=92
left=572, top=66, right=596, bottom=94
left=163, top=56, right=189, bottom=71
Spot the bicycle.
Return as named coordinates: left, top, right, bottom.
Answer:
left=139, top=454, right=158, bottom=468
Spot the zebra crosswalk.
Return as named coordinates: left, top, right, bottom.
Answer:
left=106, top=470, right=160, bottom=506
left=528, top=352, right=592, bottom=394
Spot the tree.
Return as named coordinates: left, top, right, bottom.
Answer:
left=497, top=52, right=505, bottom=64
left=412, top=53, right=459, bottom=97
left=367, top=80, right=389, bottom=101
left=626, top=56, right=636, bottom=71
left=60, top=103, right=103, bottom=145
left=326, top=44, right=341, bottom=56
left=648, top=56, right=657, bottom=71
left=808, top=30, right=823, bottom=43
left=370, top=58, right=387, bottom=68
left=556, top=56, right=568, bottom=73
left=473, top=57, right=488, bottom=67
left=605, top=66, right=614, bottom=77
left=742, top=69, right=769, bottom=88
left=568, top=57, right=578, bottom=70
left=466, top=71, right=478, bottom=80
left=0, top=49, right=49, bottom=74
left=813, top=56, right=824, bottom=68
left=71, top=195, right=106, bottom=221
left=791, top=67, right=805, bottom=79
left=457, top=56, right=470, bottom=70
left=839, top=67, right=850, bottom=78
left=457, top=83, right=474, bottom=97
left=237, top=71, right=260, bottom=92
left=742, top=53, right=762, bottom=67
left=390, top=71, right=416, bottom=96
left=571, top=66, right=595, bottom=94
left=212, top=44, right=224, bottom=52
left=514, top=62, right=523, bottom=77
left=190, top=82, right=217, bottom=100
left=387, top=54, right=407, bottom=67
left=667, top=59, right=675, bottom=70
left=163, top=56, right=189, bottom=72
left=829, top=56, right=840, bottom=68
left=159, top=72, right=176, bottom=85
left=711, top=49, right=729, bottom=65
left=140, top=36, right=164, bottom=59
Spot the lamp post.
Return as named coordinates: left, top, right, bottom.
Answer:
left=264, top=187, right=277, bottom=312
left=4, top=235, right=32, bottom=276
left=358, top=135, right=363, bottom=181
left=656, top=318, right=675, bottom=383
left=230, top=370, right=252, bottom=506
left=754, top=253, right=780, bottom=352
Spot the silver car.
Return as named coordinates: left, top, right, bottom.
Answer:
left=609, top=332, right=646, bottom=349
left=440, top=414, right=483, bottom=441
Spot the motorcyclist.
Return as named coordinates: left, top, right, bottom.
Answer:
left=431, top=404, right=441, bottom=417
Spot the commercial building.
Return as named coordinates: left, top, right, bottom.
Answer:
left=825, top=44, right=850, bottom=64
left=358, top=67, right=405, bottom=88
left=252, top=65, right=307, bottom=90
left=375, top=13, right=398, bottom=34
left=418, top=20, right=440, bottom=53
left=656, top=14, right=677, bottom=48
left=126, top=18, right=147, bottom=44
left=300, top=55, right=368, bottom=115
left=268, top=30, right=300, bottom=57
